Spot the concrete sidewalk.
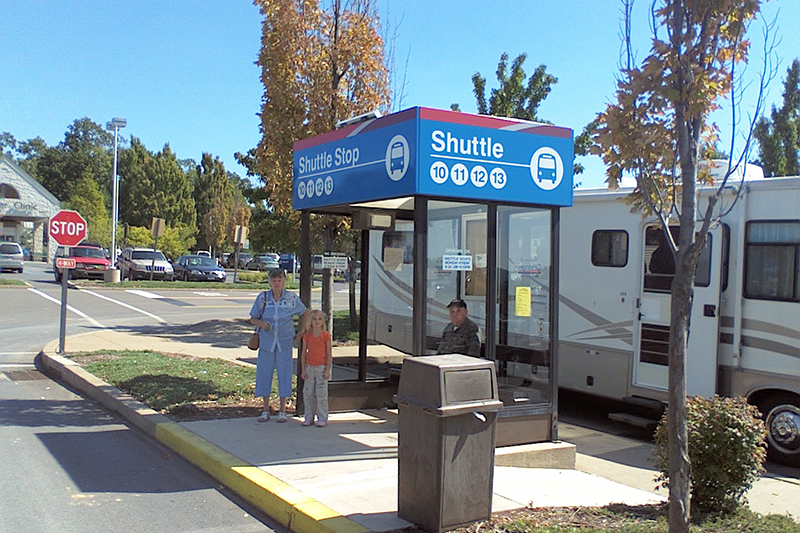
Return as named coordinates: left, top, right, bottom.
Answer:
left=37, top=326, right=799, bottom=532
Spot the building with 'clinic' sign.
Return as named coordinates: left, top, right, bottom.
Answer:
left=0, top=155, right=61, bottom=260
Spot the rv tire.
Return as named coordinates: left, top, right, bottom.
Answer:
left=760, top=393, right=800, bottom=467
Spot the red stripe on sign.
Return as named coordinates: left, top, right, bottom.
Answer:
left=419, top=107, right=572, bottom=138
left=294, top=108, right=418, bottom=151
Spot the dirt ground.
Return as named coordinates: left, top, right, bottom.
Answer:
left=384, top=503, right=666, bottom=532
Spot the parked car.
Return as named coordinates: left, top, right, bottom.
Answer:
left=53, top=245, right=111, bottom=281
left=80, top=242, right=110, bottom=258
left=246, top=252, right=281, bottom=272
left=226, top=251, right=253, bottom=269
left=173, top=254, right=227, bottom=282
left=0, top=242, right=24, bottom=273
left=118, top=247, right=174, bottom=281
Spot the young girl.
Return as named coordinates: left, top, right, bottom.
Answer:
left=300, top=309, right=332, bottom=427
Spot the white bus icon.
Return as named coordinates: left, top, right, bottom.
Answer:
left=537, top=153, right=557, bottom=183
left=390, top=142, right=405, bottom=172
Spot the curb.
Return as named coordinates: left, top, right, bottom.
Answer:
left=36, top=350, right=369, bottom=533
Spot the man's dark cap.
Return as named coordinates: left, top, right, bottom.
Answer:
left=447, top=298, right=467, bottom=309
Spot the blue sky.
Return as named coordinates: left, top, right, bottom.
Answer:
left=2, top=1, right=798, bottom=189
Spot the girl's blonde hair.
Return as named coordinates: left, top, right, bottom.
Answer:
left=307, top=309, right=328, bottom=331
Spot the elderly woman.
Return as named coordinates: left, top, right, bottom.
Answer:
left=249, top=269, right=308, bottom=423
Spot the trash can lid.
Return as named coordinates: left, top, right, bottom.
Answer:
left=396, top=355, right=500, bottom=413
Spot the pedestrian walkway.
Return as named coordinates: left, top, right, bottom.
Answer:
left=38, top=324, right=799, bottom=532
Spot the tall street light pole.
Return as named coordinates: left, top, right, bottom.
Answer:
left=106, top=117, right=127, bottom=266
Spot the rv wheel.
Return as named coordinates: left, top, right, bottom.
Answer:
left=760, top=393, right=800, bottom=467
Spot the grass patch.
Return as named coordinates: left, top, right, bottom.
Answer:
left=73, top=278, right=299, bottom=290
left=0, top=277, right=27, bottom=286
left=332, top=309, right=359, bottom=344
left=70, top=350, right=295, bottom=417
left=235, top=271, right=299, bottom=285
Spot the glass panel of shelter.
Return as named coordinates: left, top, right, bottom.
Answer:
left=357, top=200, right=555, bottom=410
left=495, top=206, right=552, bottom=407
left=425, top=201, right=488, bottom=357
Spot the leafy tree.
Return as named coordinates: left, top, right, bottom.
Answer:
left=255, top=0, right=388, bottom=210
left=254, top=0, right=390, bottom=325
left=248, top=206, right=297, bottom=255
left=592, top=1, right=770, bottom=531
left=224, top=192, right=252, bottom=254
left=158, top=224, right=197, bottom=260
left=117, top=137, right=151, bottom=226
left=119, top=139, right=196, bottom=230
left=123, top=225, right=156, bottom=249
left=13, top=137, right=48, bottom=178
left=122, top=224, right=194, bottom=261
left=472, top=52, right=556, bottom=121
left=459, top=52, right=596, bottom=174
left=0, top=132, right=17, bottom=157
left=64, top=176, right=111, bottom=245
left=754, top=59, right=800, bottom=177
left=149, top=145, right=196, bottom=228
left=192, top=153, right=234, bottom=254
left=18, top=118, right=113, bottom=202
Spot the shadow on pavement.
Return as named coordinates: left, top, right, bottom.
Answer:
left=113, top=319, right=254, bottom=350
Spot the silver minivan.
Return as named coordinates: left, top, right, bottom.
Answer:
left=0, top=242, right=24, bottom=273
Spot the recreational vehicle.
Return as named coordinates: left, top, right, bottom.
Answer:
left=559, top=165, right=800, bottom=466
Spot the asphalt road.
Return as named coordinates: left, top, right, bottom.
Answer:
left=0, top=262, right=286, bottom=532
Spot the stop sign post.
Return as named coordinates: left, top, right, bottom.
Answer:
left=49, top=210, right=87, bottom=247
left=49, top=210, right=87, bottom=354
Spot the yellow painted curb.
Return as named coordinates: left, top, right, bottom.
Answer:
left=153, top=422, right=368, bottom=533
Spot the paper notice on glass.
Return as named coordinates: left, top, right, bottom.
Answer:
left=515, top=286, right=532, bottom=317
left=442, top=254, right=472, bottom=271
left=383, top=247, right=404, bottom=271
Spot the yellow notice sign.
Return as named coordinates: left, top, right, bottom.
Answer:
left=515, top=286, right=532, bottom=317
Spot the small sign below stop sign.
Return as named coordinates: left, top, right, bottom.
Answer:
left=49, top=210, right=88, bottom=247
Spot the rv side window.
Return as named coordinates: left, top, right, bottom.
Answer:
left=744, top=221, right=800, bottom=302
left=591, top=230, right=628, bottom=267
left=643, top=226, right=713, bottom=291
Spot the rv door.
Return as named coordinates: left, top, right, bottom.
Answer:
left=635, top=225, right=724, bottom=397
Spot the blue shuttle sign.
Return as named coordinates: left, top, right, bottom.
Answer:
left=293, top=107, right=573, bottom=210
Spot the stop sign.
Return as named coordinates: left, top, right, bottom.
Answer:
left=49, top=210, right=88, bottom=247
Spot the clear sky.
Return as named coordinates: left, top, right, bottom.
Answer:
left=2, top=1, right=798, bottom=189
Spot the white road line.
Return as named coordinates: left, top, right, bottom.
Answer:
left=83, top=290, right=167, bottom=324
left=126, top=289, right=164, bottom=299
left=27, top=288, right=106, bottom=328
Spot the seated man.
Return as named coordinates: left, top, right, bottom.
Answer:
left=436, top=298, right=481, bottom=357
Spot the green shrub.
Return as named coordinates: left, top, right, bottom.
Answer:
left=237, top=271, right=268, bottom=283
left=653, top=395, right=767, bottom=514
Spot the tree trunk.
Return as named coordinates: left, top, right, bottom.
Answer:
left=667, top=257, right=693, bottom=532
left=322, top=269, right=334, bottom=334
left=349, top=239, right=359, bottom=331
left=322, top=223, right=337, bottom=335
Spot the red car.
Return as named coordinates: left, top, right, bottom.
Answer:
left=54, top=245, right=111, bottom=282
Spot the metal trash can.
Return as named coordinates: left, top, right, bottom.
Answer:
left=104, top=268, right=120, bottom=283
left=396, top=354, right=502, bottom=533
